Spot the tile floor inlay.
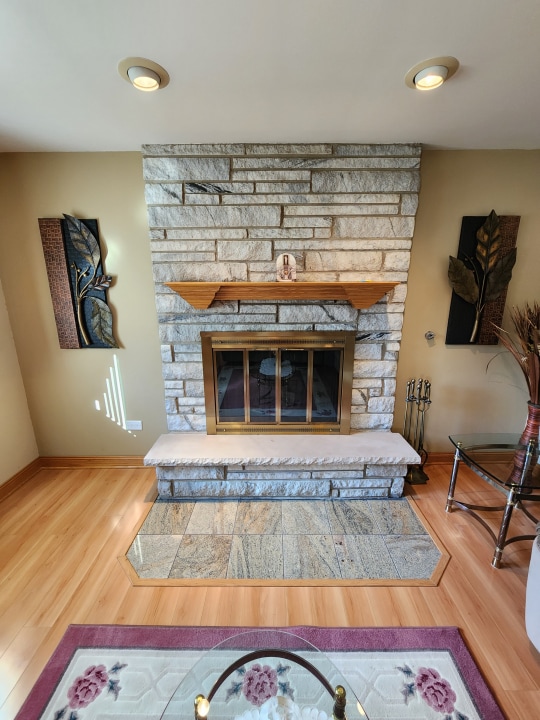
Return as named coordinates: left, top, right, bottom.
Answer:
left=126, top=498, right=445, bottom=582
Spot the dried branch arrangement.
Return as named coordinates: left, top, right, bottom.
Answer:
left=494, top=302, right=540, bottom=405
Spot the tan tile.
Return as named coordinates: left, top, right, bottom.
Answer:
left=139, top=500, right=195, bottom=534
left=385, top=535, right=441, bottom=578
left=327, top=500, right=376, bottom=534
left=283, top=534, right=340, bottom=579
left=228, top=535, right=283, bottom=578
left=281, top=501, right=331, bottom=534
left=169, top=535, right=232, bottom=578
left=234, top=500, right=282, bottom=534
left=333, top=534, right=397, bottom=579
left=126, top=535, right=182, bottom=578
left=368, top=499, right=427, bottom=535
left=185, top=501, right=238, bottom=534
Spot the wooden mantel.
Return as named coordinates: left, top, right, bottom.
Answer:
left=166, top=281, right=399, bottom=310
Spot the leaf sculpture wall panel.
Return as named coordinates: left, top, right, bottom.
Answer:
left=38, top=215, right=118, bottom=349
left=446, top=211, right=520, bottom=345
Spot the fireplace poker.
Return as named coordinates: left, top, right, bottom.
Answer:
left=403, top=378, right=416, bottom=444
left=416, top=380, right=431, bottom=457
left=402, top=378, right=411, bottom=441
left=412, top=377, right=424, bottom=451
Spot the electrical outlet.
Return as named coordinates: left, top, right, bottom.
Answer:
left=125, top=420, right=143, bottom=431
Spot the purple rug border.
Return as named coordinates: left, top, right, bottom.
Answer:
left=17, top=624, right=505, bottom=720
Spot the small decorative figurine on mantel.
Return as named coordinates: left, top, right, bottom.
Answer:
left=276, top=253, right=296, bottom=281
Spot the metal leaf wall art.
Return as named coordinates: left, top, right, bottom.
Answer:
left=38, top=214, right=118, bottom=349
left=446, top=210, right=520, bottom=345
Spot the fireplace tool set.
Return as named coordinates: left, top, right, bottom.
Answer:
left=403, top=378, right=432, bottom=484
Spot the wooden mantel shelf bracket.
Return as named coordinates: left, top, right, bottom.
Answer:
left=165, top=281, right=399, bottom=310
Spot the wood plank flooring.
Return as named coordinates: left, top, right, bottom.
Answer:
left=0, top=463, right=539, bottom=719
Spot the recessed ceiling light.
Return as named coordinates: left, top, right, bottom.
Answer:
left=118, top=57, right=170, bottom=92
left=127, top=66, right=161, bottom=91
left=404, top=56, right=459, bottom=91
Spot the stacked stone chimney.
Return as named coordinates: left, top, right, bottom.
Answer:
left=142, top=143, right=421, bottom=435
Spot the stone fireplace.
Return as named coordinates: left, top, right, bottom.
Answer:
left=142, top=143, right=421, bottom=498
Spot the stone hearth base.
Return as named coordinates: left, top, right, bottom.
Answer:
left=144, top=432, right=419, bottom=500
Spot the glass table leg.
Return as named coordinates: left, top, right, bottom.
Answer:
left=492, top=488, right=517, bottom=568
left=446, top=445, right=462, bottom=512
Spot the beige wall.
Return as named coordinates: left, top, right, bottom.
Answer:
left=395, top=150, right=540, bottom=451
left=0, top=275, right=38, bottom=484
left=0, top=153, right=167, bottom=468
left=0, top=149, right=538, bottom=482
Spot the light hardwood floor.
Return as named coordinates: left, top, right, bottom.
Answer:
left=1, top=463, right=539, bottom=719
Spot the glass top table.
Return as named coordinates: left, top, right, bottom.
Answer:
left=160, top=629, right=368, bottom=720
left=446, top=433, right=540, bottom=567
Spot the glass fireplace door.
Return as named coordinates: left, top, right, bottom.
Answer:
left=214, top=349, right=246, bottom=423
left=311, top=349, right=341, bottom=424
left=280, top=349, right=308, bottom=423
left=249, top=349, right=277, bottom=423
left=202, top=331, right=354, bottom=434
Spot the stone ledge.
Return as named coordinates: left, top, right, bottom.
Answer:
left=144, top=431, right=419, bottom=468
left=156, top=476, right=405, bottom=500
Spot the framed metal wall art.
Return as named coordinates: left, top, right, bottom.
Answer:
left=39, top=214, right=118, bottom=349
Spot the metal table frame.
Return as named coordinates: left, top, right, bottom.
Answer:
left=445, top=435, right=540, bottom=568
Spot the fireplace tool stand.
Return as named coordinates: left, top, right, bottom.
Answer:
left=403, top=378, right=432, bottom=484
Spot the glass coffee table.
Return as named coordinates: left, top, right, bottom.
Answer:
left=160, top=629, right=368, bottom=720
left=446, top=433, right=540, bottom=568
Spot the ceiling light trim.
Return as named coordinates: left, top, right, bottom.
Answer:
left=404, top=56, right=459, bottom=90
left=118, top=57, right=170, bottom=91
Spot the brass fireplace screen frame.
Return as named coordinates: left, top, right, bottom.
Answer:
left=201, top=331, right=355, bottom=434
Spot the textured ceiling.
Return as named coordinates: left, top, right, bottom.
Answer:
left=1, top=0, right=539, bottom=152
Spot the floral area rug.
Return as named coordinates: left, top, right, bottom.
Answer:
left=16, top=625, right=505, bottom=720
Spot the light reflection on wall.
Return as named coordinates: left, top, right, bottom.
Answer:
left=95, top=355, right=136, bottom=436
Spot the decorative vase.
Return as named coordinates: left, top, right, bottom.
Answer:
left=508, top=401, right=540, bottom=486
